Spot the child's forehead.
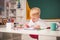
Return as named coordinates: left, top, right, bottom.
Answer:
left=31, top=10, right=39, bottom=13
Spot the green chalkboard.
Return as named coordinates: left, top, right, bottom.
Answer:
left=27, top=0, right=60, bottom=19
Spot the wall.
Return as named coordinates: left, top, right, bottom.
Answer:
left=27, top=0, right=60, bottom=19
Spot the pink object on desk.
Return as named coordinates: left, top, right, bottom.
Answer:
left=25, top=24, right=30, bottom=28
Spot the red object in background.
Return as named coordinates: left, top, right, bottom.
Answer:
left=10, top=18, right=14, bottom=23
left=30, top=34, right=38, bottom=40
left=11, top=19, right=14, bottom=22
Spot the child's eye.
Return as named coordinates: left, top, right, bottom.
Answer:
left=32, top=14, right=39, bottom=16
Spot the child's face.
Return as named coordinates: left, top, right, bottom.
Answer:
left=30, top=10, right=40, bottom=22
left=31, top=10, right=40, bottom=19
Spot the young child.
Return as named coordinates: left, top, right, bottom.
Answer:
left=25, top=7, right=47, bottom=29
left=25, top=7, right=48, bottom=40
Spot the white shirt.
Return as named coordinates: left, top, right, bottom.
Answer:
left=28, top=19, right=47, bottom=29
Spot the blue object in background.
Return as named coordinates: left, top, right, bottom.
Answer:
left=17, top=0, right=20, bottom=8
left=0, top=6, right=4, bottom=11
left=17, top=2, right=20, bottom=8
left=50, top=23, right=57, bottom=31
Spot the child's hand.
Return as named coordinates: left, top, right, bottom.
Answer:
left=34, top=25, right=40, bottom=29
left=24, top=24, right=29, bottom=28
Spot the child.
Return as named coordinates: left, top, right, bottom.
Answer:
left=25, top=7, right=48, bottom=40
left=25, top=7, right=47, bottom=29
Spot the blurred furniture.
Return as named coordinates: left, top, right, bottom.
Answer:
left=5, top=0, right=17, bottom=19
left=0, top=28, right=59, bottom=40
left=0, top=17, right=3, bottom=25
left=0, top=17, right=7, bottom=25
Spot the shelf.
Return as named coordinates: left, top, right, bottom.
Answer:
left=6, top=0, right=17, bottom=19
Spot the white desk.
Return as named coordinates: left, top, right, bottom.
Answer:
left=0, top=28, right=60, bottom=40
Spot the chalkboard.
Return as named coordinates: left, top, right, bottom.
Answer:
left=27, top=0, right=60, bottom=19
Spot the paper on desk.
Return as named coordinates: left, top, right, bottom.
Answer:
left=24, top=28, right=34, bottom=30
left=24, top=28, right=44, bottom=30
left=6, top=23, right=14, bottom=30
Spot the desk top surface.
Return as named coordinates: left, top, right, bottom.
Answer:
left=0, top=28, right=60, bottom=37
